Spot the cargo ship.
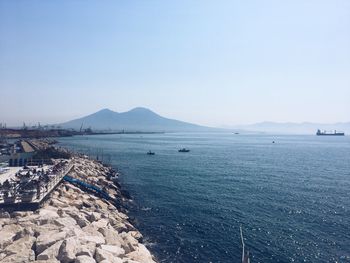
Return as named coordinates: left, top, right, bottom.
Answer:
left=316, top=129, right=345, bottom=136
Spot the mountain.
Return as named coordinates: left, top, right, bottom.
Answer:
left=230, top=121, right=350, bottom=134
left=60, top=107, right=213, bottom=132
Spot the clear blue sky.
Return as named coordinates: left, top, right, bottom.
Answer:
left=1, top=0, right=349, bottom=127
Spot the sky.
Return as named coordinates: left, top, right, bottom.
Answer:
left=0, top=0, right=349, bottom=127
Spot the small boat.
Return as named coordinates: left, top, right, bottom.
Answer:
left=147, top=151, right=155, bottom=155
left=178, top=148, right=190, bottom=152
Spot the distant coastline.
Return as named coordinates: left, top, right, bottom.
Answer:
left=0, top=128, right=164, bottom=139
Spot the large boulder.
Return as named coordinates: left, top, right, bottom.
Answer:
left=52, top=216, right=77, bottom=228
left=76, top=243, right=97, bottom=258
left=119, top=232, right=139, bottom=254
left=57, top=237, right=80, bottom=263
left=50, top=198, right=68, bottom=208
left=2, top=235, right=36, bottom=262
left=99, top=260, right=123, bottom=263
left=76, top=246, right=93, bottom=257
left=37, top=208, right=60, bottom=225
left=99, top=227, right=123, bottom=247
left=92, top=219, right=109, bottom=229
left=34, top=259, right=60, bottom=263
left=63, top=210, right=90, bottom=228
left=34, top=224, right=61, bottom=236
left=16, top=213, right=40, bottom=224
left=99, top=244, right=125, bottom=257
left=126, top=244, right=156, bottom=263
left=0, top=224, right=23, bottom=249
left=79, top=234, right=105, bottom=246
left=37, top=240, right=64, bottom=261
left=129, top=231, right=143, bottom=241
left=80, top=225, right=105, bottom=245
left=109, top=219, right=128, bottom=233
left=95, top=248, right=123, bottom=263
left=75, top=255, right=96, bottom=263
left=36, top=230, right=67, bottom=254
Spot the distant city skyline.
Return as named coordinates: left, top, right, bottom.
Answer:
left=1, top=0, right=349, bottom=127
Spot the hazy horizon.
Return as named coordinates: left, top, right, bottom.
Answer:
left=1, top=1, right=349, bottom=127
left=1, top=106, right=349, bottom=130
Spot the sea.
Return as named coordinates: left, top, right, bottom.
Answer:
left=58, top=133, right=350, bottom=263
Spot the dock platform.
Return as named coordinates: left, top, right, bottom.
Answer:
left=0, top=162, right=74, bottom=210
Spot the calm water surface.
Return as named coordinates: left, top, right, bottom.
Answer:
left=58, top=133, right=350, bottom=263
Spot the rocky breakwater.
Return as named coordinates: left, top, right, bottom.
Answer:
left=0, top=157, right=157, bottom=263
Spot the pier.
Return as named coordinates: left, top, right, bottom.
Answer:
left=0, top=161, right=74, bottom=210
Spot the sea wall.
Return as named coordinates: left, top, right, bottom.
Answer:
left=0, top=156, right=157, bottom=263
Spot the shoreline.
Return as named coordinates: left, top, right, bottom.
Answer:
left=0, top=142, right=158, bottom=263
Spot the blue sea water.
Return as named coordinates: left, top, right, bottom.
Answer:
left=58, top=133, right=350, bottom=263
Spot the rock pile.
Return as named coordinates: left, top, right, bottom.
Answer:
left=0, top=157, right=156, bottom=263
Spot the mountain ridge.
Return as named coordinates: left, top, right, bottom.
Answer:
left=60, top=107, right=214, bottom=132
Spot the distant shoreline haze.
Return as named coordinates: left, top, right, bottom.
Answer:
left=59, top=108, right=350, bottom=134
left=1, top=107, right=349, bottom=135
left=2, top=107, right=347, bottom=135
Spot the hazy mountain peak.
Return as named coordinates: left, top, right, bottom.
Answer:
left=128, top=107, right=155, bottom=113
left=96, top=108, right=116, bottom=114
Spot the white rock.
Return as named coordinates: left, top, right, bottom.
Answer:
left=0, top=224, right=23, bottom=249
left=50, top=198, right=69, bottom=208
left=129, top=231, right=143, bottom=241
left=99, top=260, right=123, bottom=263
left=36, top=230, right=67, bottom=254
left=64, top=210, right=90, bottom=228
left=57, top=237, right=80, bottom=263
left=34, top=224, right=61, bottom=236
left=92, top=219, right=109, bottom=229
left=76, top=247, right=93, bottom=257
left=81, top=225, right=106, bottom=244
left=78, top=242, right=97, bottom=257
left=126, top=244, right=156, bottom=263
left=37, top=240, right=64, bottom=260
left=109, top=220, right=128, bottom=233
left=38, top=208, right=60, bottom=224
left=35, top=259, right=60, bottom=263
left=100, top=244, right=125, bottom=257
left=119, top=232, right=139, bottom=254
left=79, top=234, right=105, bottom=245
left=75, top=255, right=96, bottom=263
left=99, top=227, right=123, bottom=247
left=95, top=248, right=123, bottom=263
left=53, top=216, right=77, bottom=227
left=2, top=235, right=35, bottom=262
